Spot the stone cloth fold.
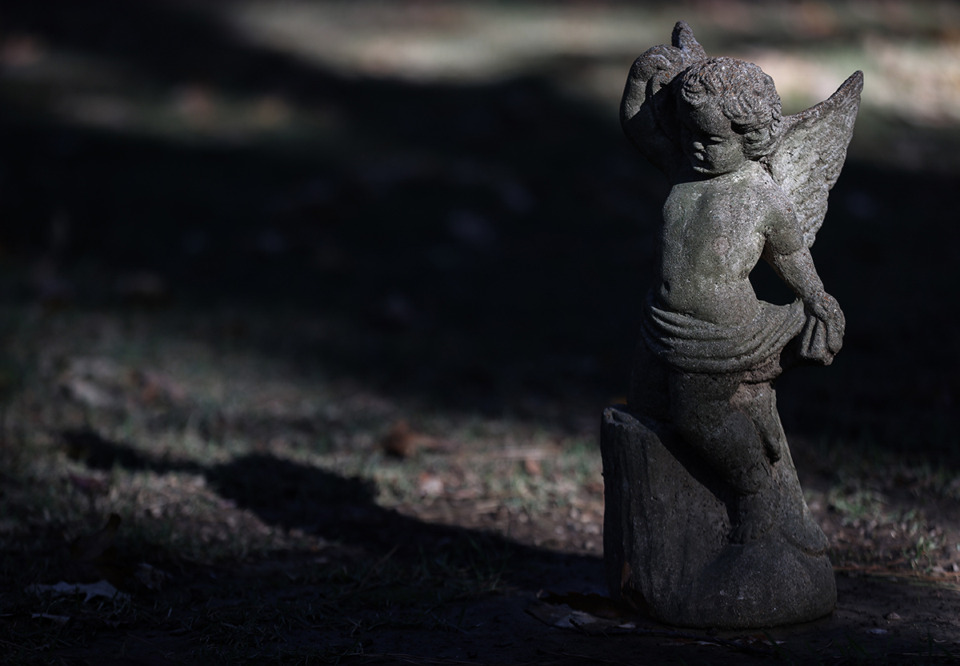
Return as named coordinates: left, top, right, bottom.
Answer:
left=640, top=293, right=807, bottom=374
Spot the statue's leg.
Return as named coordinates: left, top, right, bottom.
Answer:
left=734, top=378, right=785, bottom=463
left=668, top=371, right=777, bottom=543
left=738, top=377, right=831, bottom=554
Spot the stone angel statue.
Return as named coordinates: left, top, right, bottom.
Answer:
left=601, top=22, right=862, bottom=627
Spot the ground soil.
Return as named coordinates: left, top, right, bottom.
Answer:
left=32, top=491, right=960, bottom=665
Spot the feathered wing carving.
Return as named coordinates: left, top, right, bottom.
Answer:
left=620, top=21, right=707, bottom=178
left=767, top=71, right=863, bottom=247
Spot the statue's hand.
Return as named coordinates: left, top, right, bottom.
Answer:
left=801, top=293, right=845, bottom=361
left=634, top=46, right=679, bottom=81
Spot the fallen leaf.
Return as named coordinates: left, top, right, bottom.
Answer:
left=173, top=83, right=216, bottom=125
left=1, top=34, right=46, bottom=68
left=67, top=472, right=109, bottom=498
left=418, top=473, right=444, bottom=497
left=62, top=377, right=118, bottom=409
left=133, top=369, right=186, bottom=405
left=27, top=580, right=129, bottom=603
left=382, top=420, right=416, bottom=458
left=252, top=94, right=290, bottom=128
left=526, top=601, right=633, bottom=636
left=58, top=357, right=125, bottom=408
left=31, top=613, right=70, bottom=625
left=381, top=420, right=442, bottom=458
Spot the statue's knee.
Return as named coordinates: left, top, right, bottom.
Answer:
left=670, top=400, right=768, bottom=488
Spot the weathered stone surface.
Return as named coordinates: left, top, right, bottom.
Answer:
left=601, top=406, right=836, bottom=628
left=603, top=22, right=860, bottom=628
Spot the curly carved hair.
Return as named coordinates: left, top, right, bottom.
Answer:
left=678, top=57, right=782, bottom=159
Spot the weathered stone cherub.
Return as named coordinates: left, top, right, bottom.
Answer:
left=621, top=25, right=861, bottom=545
left=601, top=22, right=861, bottom=627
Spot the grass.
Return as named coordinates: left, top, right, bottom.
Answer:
left=0, top=304, right=607, bottom=663
left=2, top=302, right=959, bottom=663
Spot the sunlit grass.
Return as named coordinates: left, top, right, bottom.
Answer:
left=5, top=0, right=960, bottom=168
left=4, top=304, right=954, bottom=586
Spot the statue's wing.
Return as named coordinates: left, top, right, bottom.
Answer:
left=620, top=21, right=707, bottom=179
left=768, top=71, right=863, bottom=247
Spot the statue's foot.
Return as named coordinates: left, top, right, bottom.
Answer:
left=783, top=510, right=830, bottom=555
left=731, top=490, right=829, bottom=553
left=729, top=490, right=777, bottom=544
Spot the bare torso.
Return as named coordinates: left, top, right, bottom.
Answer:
left=657, top=161, right=790, bottom=326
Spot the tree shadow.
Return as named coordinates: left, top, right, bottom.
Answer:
left=58, top=428, right=602, bottom=596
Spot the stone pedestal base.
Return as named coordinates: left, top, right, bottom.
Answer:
left=600, top=405, right=836, bottom=628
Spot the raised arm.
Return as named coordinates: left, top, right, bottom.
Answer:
left=620, top=22, right=706, bottom=179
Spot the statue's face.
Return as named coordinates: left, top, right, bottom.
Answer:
left=679, top=100, right=746, bottom=175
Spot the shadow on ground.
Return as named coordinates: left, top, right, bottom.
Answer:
left=45, top=428, right=960, bottom=664
left=59, top=426, right=599, bottom=592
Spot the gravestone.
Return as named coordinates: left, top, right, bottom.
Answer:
left=601, top=22, right=861, bottom=628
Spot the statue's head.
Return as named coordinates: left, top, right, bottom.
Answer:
left=677, top=57, right=783, bottom=169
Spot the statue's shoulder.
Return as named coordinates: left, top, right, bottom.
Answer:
left=755, top=164, right=790, bottom=199
left=696, top=162, right=782, bottom=201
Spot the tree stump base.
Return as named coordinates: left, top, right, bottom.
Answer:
left=600, top=405, right=836, bottom=628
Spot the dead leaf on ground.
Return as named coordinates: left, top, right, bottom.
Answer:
left=27, top=580, right=130, bottom=603
left=380, top=419, right=443, bottom=458
left=133, top=368, right=187, bottom=405
left=417, top=472, right=445, bottom=497
left=523, top=458, right=542, bottom=477
left=1, top=34, right=46, bottom=67
left=58, top=357, right=125, bottom=408
left=67, top=472, right=110, bottom=499
left=31, top=613, right=71, bottom=625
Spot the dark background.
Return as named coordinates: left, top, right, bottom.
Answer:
left=1, top=1, right=958, bottom=474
